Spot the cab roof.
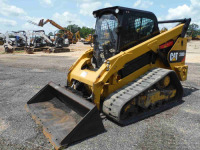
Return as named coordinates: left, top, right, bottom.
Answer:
left=93, top=6, right=157, bottom=20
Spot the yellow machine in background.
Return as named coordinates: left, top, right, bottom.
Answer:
left=72, top=31, right=81, bottom=44
left=26, top=6, right=191, bottom=150
left=83, top=34, right=93, bottom=44
left=196, top=35, right=200, bottom=39
left=160, top=27, right=168, bottom=33
left=186, top=36, right=192, bottom=41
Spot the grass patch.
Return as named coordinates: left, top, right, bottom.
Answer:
left=14, top=50, right=25, bottom=53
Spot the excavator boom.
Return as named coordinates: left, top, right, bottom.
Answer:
left=72, top=31, right=81, bottom=44
left=37, top=19, right=73, bottom=43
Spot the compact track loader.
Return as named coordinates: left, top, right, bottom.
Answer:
left=26, top=6, right=191, bottom=149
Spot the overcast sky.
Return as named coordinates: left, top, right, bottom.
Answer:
left=0, top=0, right=198, bottom=34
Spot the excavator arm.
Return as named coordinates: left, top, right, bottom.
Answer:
left=75, top=31, right=81, bottom=41
left=72, top=31, right=81, bottom=44
left=38, top=19, right=73, bottom=40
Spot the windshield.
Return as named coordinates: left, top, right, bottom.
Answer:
left=94, top=14, right=118, bottom=67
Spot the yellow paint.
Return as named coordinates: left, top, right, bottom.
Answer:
left=67, top=24, right=187, bottom=109
left=163, top=76, right=170, bottom=87
left=168, top=38, right=188, bottom=81
left=150, top=90, right=176, bottom=104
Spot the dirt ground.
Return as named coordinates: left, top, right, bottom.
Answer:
left=0, top=41, right=200, bottom=150
left=0, top=42, right=91, bottom=58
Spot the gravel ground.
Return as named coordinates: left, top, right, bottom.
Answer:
left=0, top=42, right=200, bottom=150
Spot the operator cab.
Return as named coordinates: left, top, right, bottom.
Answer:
left=92, top=6, right=159, bottom=67
left=54, top=30, right=69, bottom=48
left=32, top=30, right=46, bottom=48
left=13, top=31, right=26, bottom=47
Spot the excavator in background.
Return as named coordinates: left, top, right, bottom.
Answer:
left=72, top=31, right=81, bottom=44
left=0, top=33, right=5, bottom=45
left=29, top=19, right=74, bottom=44
left=4, top=32, right=15, bottom=46
left=26, top=30, right=69, bottom=53
left=13, top=31, right=27, bottom=48
left=4, top=31, right=27, bottom=52
left=30, top=30, right=53, bottom=52
left=49, top=30, right=70, bottom=53
left=26, top=6, right=191, bottom=149
left=83, top=34, right=93, bottom=44
left=53, top=30, right=69, bottom=47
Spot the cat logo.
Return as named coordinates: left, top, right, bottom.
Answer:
left=170, top=52, right=178, bottom=62
left=169, top=50, right=186, bottom=63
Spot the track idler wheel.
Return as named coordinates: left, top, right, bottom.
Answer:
left=120, top=99, right=139, bottom=120
left=156, top=75, right=170, bottom=89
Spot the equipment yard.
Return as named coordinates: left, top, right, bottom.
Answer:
left=0, top=41, right=199, bottom=150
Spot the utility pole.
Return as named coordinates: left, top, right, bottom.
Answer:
left=67, top=21, right=72, bottom=32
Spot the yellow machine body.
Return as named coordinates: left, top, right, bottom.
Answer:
left=26, top=6, right=191, bottom=149
left=84, top=34, right=93, bottom=44
left=72, top=31, right=81, bottom=44
left=67, top=24, right=188, bottom=109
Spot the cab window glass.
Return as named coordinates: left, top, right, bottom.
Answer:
left=140, top=18, right=154, bottom=36
left=120, top=15, right=154, bottom=50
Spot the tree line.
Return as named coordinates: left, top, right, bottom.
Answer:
left=49, top=23, right=200, bottom=39
left=49, top=24, right=95, bottom=39
left=187, top=23, right=200, bottom=39
left=161, top=23, right=200, bottom=39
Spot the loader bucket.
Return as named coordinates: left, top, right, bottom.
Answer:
left=26, top=82, right=105, bottom=149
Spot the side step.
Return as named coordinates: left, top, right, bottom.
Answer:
left=26, top=82, right=105, bottom=149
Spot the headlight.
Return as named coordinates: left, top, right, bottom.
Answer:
left=115, top=8, right=119, bottom=14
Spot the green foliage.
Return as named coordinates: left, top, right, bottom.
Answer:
left=79, top=26, right=95, bottom=38
left=187, top=23, right=200, bottom=38
left=58, top=24, right=95, bottom=38
left=48, top=32, right=53, bottom=36
left=66, top=24, right=80, bottom=34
